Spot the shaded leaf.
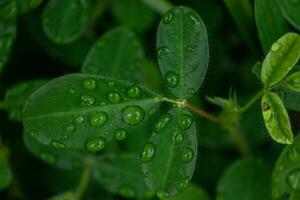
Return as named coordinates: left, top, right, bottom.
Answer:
left=167, top=184, right=210, bottom=200
left=251, top=61, right=262, bottom=80
left=261, top=91, right=293, bottom=144
left=142, top=108, right=197, bottom=199
left=282, top=88, right=300, bottom=111
left=16, top=0, right=43, bottom=14
left=283, top=71, right=300, bottom=92
left=0, top=145, right=12, bottom=191
left=42, top=0, right=90, bottom=44
left=23, top=73, right=160, bottom=151
left=217, top=159, right=271, bottom=200
left=157, top=6, right=209, bottom=99
left=278, top=0, right=300, bottom=31
left=261, top=33, right=300, bottom=87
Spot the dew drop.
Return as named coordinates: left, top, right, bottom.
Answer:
left=83, top=79, right=96, bottom=89
left=156, top=190, right=169, bottom=199
left=107, top=92, right=121, bottom=103
left=187, top=88, right=196, bottom=95
left=119, top=186, right=136, bottom=198
left=140, top=142, right=156, bottom=163
left=174, top=133, right=184, bottom=144
left=288, top=147, right=300, bottom=161
left=86, top=137, right=106, bottom=152
left=68, top=88, right=76, bottom=94
left=187, top=11, right=200, bottom=24
left=28, top=130, right=38, bottom=138
left=178, top=114, right=193, bottom=130
left=127, top=85, right=141, bottom=98
left=163, top=10, right=175, bottom=24
left=177, top=177, right=190, bottom=191
left=65, top=123, right=75, bottom=133
left=108, top=81, right=115, bottom=87
left=90, top=112, right=107, bottom=127
left=154, top=113, right=172, bottom=133
left=75, top=115, right=84, bottom=123
left=286, top=168, right=300, bottom=190
left=81, top=95, right=95, bottom=106
left=181, top=147, right=194, bottom=162
left=51, top=139, right=65, bottom=149
left=40, top=152, right=56, bottom=164
left=114, top=129, right=127, bottom=141
left=165, top=71, right=179, bottom=88
left=271, top=42, right=281, bottom=52
left=157, top=47, right=169, bottom=59
left=122, top=105, right=145, bottom=125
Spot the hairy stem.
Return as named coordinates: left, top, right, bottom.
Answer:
left=240, top=90, right=264, bottom=113
left=185, top=103, right=219, bottom=123
left=141, top=0, right=173, bottom=15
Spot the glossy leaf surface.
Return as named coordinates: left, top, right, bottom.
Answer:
left=42, top=0, right=90, bottom=44
left=16, top=0, right=43, bottom=14
left=142, top=108, right=197, bottom=199
left=157, top=6, right=209, bottom=99
left=168, top=184, right=210, bottom=200
left=261, top=33, right=300, bottom=87
left=23, top=73, right=160, bottom=151
left=278, top=0, right=300, bottom=31
left=261, top=91, right=293, bottom=144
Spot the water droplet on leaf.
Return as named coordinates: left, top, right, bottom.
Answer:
left=51, top=139, right=65, bottom=149
left=178, top=114, right=193, bottom=130
left=187, top=11, right=200, bottom=24
left=157, top=47, right=169, bottom=59
left=177, top=177, right=190, bottom=191
left=86, top=137, right=106, bottom=152
left=81, top=95, right=95, bottom=106
left=75, top=115, right=84, bottom=123
left=114, top=129, right=127, bottom=141
left=187, top=88, right=196, bottom=95
left=271, top=42, right=281, bottom=52
left=122, top=106, right=145, bottom=125
left=65, top=124, right=75, bottom=133
left=154, top=113, right=172, bottom=133
left=68, top=88, right=76, bottom=94
left=181, top=147, right=194, bottom=162
left=127, top=85, right=141, bottom=98
left=107, top=92, right=121, bottom=103
left=163, top=10, right=175, bottom=24
left=90, top=112, right=107, bottom=127
left=156, top=190, right=169, bottom=199
left=83, top=79, right=96, bottom=89
left=174, top=133, right=184, bottom=144
left=165, top=71, right=179, bottom=88
left=29, top=130, right=38, bottom=138
left=140, top=142, right=156, bottom=163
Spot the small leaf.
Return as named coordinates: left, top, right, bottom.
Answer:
left=23, top=73, right=160, bottom=151
left=0, top=146, right=12, bottom=191
left=48, top=191, right=75, bottom=200
left=255, top=0, right=290, bottom=54
left=261, top=33, right=300, bottom=87
left=282, top=88, right=300, bottom=111
left=0, top=80, right=47, bottom=121
left=217, top=159, right=271, bottom=200
left=94, top=153, right=154, bottom=199
left=42, top=0, right=90, bottom=44
left=142, top=108, right=197, bottom=199
left=272, top=134, right=300, bottom=199
left=251, top=61, right=262, bottom=80
left=167, top=184, right=210, bottom=200
left=157, top=6, right=209, bottom=99
left=283, top=71, right=300, bottom=92
left=278, top=0, right=300, bottom=31
left=111, top=0, right=156, bottom=32
left=261, top=91, right=293, bottom=144
left=16, top=0, right=43, bottom=14
left=0, top=0, right=17, bottom=74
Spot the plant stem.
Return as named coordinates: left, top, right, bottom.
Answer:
left=240, top=90, right=264, bottom=113
left=74, top=158, right=94, bottom=200
left=227, top=125, right=251, bottom=156
left=141, top=0, right=173, bottom=15
left=185, top=103, right=219, bottom=123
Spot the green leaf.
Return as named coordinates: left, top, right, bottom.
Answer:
left=0, top=80, right=47, bottom=121
left=157, top=6, right=209, bottom=99
left=0, top=146, right=12, bottom=191
left=94, top=153, right=154, bottom=199
left=82, top=27, right=145, bottom=82
left=272, top=134, right=300, bottom=199
left=251, top=61, right=262, bottom=80
left=42, top=0, right=90, bottom=44
left=255, top=0, right=290, bottom=54
left=23, top=132, right=87, bottom=170
left=217, top=159, right=271, bottom=200
left=278, top=0, right=300, bottom=31
left=261, top=33, right=300, bottom=87
left=142, top=108, right=197, bottom=199
left=290, top=191, right=300, bottom=200
left=48, top=191, right=75, bottom=200
left=23, top=73, right=160, bottom=151
left=261, top=91, right=293, bottom=144
left=282, top=88, right=300, bottom=111
left=16, top=0, right=43, bottom=14
left=0, top=0, right=17, bottom=74
left=167, top=184, right=210, bottom=200
left=111, top=0, right=156, bottom=32
left=283, top=71, right=300, bottom=92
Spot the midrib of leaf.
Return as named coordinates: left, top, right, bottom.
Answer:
left=179, top=8, right=185, bottom=98
left=111, top=30, right=127, bottom=76
left=24, top=97, right=159, bottom=120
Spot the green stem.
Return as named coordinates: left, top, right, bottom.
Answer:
left=74, top=158, right=94, bottom=200
left=141, top=0, right=173, bottom=15
left=227, top=125, right=251, bottom=156
left=240, top=90, right=264, bottom=113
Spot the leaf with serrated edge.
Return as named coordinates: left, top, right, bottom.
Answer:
left=157, top=6, right=209, bottom=99
left=261, top=91, right=293, bottom=144
left=261, top=33, right=300, bottom=87
left=142, top=108, right=197, bottom=198
left=23, top=73, right=160, bottom=151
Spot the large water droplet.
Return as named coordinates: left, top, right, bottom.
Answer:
left=40, top=152, right=56, bottom=164
left=81, top=95, right=95, bottom=106
left=163, top=10, right=175, bottom=24
left=86, top=137, right=106, bottom=152
left=140, top=142, right=156, bottom=163
left=187, top=11, right=200, bottom=24
left=174, top=133, right=184, bottom=144
left=127, top=85, right=141, bottom=98
left=83, top=79, right=96, bottom=89
left=165, top=71, right=179, bottom=88
left=154, top=113, right=172, bottom=133
left=114, top=129, right=127, bottom=141
left=156, top=190, right=169, bottom=199
left=51, top=139, right=65, bottom=149
left=178, top=114, right=193, bottom=130
left=122, top=105, right=145, bottom=125
left=65, top=123, right=75, bottom=133
left=288, top=147, right=300, bottom=161
left=157, top=47, right=169, bottom=59
left=119, top=186, right=136, bottom=198
left=271, top=42, right=281, bottom=52
left=107, top=92, right=121, bottom=103
left=90, top=112, right=107, bottom=127
left=286, top=168, right=300, bottom=190
left=181, top=147, right=194, bottom=162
